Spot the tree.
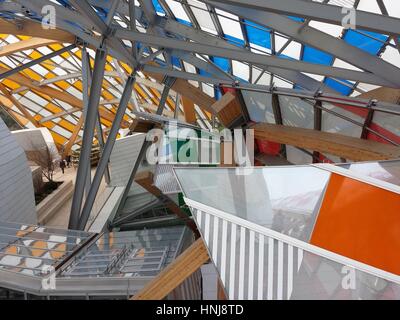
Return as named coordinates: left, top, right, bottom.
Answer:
left=24, top=141, right=58, bottom=184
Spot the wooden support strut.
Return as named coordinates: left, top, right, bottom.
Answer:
left=251, top=122, right=400, bottom=161
left=134, top=170, right=199, bottom=235
left=131, top=238, right=209, bottom=300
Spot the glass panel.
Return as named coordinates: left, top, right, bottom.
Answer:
left=175, top=167, right=331, bottom=241
left=0, top=221, right=92, bottom=276
left=338, top=160, right=400, bottom=187
left=291, top=251, right=400, bottom=300
left=242, top=91, right=274, bottom=123
left=60, top=227, right=185, bottom=278
left=194, top=209, right=400, bottom=300
left=280, top=96, right=314, bottom=129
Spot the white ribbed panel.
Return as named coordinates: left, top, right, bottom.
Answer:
left=0, top=120, right=36, bottom=224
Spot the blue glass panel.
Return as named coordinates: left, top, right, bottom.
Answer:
left=302, top=46, right=333, bottom=65
left=152, top=0, right=165, bottom=14
left=211, top=56, right=231, bottom=73
left=176, top=18, right=192, bottom=27
left=324, top=78, right=353, bottom=95
left=215, top=87, right=222, bottom=100
left=343, top=29, right=388, bottom=55
left=171, top=56, right=181, bottom=68
left=288, top=16, right=305, bottom=22
left=244, top=20, right=271, bottom=49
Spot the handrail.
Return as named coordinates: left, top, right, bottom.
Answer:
left=184, top=197, right=400, bottom=285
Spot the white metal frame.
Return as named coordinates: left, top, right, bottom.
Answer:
left=184, top=197, right=400, bottom=285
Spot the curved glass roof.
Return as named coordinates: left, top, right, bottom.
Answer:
left=0, top=0, right=398, bottom=161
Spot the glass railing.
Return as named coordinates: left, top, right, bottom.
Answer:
left=185, top=197, right=400, bottom=300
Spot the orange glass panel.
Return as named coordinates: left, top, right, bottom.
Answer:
left=310, top=173, right=400, bottom=275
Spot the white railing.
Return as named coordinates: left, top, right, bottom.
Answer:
left=185, top=197, right=400, bottom=300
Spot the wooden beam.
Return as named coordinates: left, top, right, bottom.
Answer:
left=143, top=68, right=217, bottom=115
left=129, top=118, right=160, bottom=133
left=62, top=115, right=84, bottom=157
left=0, top=83, right=41, bottom=127
left=251, top=123, right=400, bottom=161
left=357, top=87, right=400, bottom=104
left=39, top=107, right=81, bottom=123
left=0, top=66, right=130, bottom=127
left=131, top=238, right=209, bottom=300
left=0, top=37, right=66, bottom=58
left=211, top=91, right=243, bottom=127
left=0, top=19, right=75, bottom=43
left=134, top=170, right=199, bottom=234
left=181, top=96, right=197, bottom=124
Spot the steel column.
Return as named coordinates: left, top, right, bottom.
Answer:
left=114, top=77, right=173, bottom=221
left=77, top=74, right=137, bottom=230
left=312, top=101, right=322, bottom=163
left=81, top=45, right=93, bottom=198
left=157, top=76, right=176, bottom=114
left=69, top=46, right=107, bottom=230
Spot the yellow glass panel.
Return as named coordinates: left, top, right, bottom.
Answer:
left=29, top=51, right=42, bottom=60
left=45, top=103, right=62, bottom=114
left=58, top=119, right=75, bottom=132
left=102, top=90, right=114, bottom=101
left=22, top=68, right=42, bottom=82
left=55, top=80, right=71, bottom=90
left=2, top=79, right=20, bottom=90
left=42, top=122, right=55, bottom=130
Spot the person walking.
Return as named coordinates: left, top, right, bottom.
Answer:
left=66, top=155, right=71, bottom=168
left=60, top=159, right=66, bottom=174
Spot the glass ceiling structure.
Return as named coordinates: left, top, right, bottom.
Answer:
left=0, top=0, right=398, bottom=150
left=0, top=0, right=399, bottom=230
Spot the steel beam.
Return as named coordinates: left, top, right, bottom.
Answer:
left=81, top=46, right=93, bottom=199
left=115, top=28, right=395, bottom=87
left=90, top=0, right=327, bottom=91
left=211, top=0, right=400, bottom=36
left=312, top=101, right=322, bottom=163
left=0, top=43, right=76, bottom=81
left=83, top=48, right=111, bottom=184
left=114, top=75, right=172, bottom=219
left=271, top=93, right=286, bottom=158
left=204, top=0, right=400, bottom=87
left=157, top=76, right=176, bottom=114
left=77, top=74, right=137, bottom=230
left=69, top=46, right=107, bottom=230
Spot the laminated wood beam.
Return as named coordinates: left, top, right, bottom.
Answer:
left=143, top=68, right=216, bottom=115
left=211, top=91, right=243, bottom=127
left=251, top=123, right=400, bottom=161
left=134, top=170, right=199, bottom=234
left=181, top=96, right=197, bottom=124
left=62, top=115, right=84, bottom=157
left=0, top=37, right=66, bottom=58
left=0, top=83, right=40, bottom=127
left=0, top=66, right=130, bottom=128
left=131, top=238, right=209, bottom=300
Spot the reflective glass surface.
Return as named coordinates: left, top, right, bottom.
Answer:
left=338, top=160, right=400, bottom=187
left=0, top=221, right=92, bottom=276
left=175, top=167, right=331, bottom=241
left=60, top=226, right=186, bottom=278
